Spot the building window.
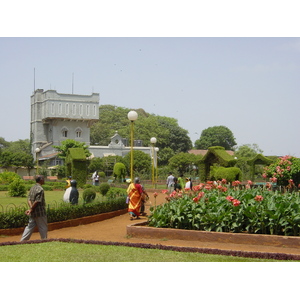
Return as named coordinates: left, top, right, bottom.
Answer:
left=79, top=104, right=83, bottom=116
left=51, top=102, right=55, bottom=114
left=86, top=104, right=90, bottom=116
left=72, top=104, right=76, bottom=115
left=62, top=128, right=68, bottom=137
left=66, top=103, right=69, bottom=115
left=75, top=128, right=82, bottom=138
left=59, top=103, right=62, bottom=115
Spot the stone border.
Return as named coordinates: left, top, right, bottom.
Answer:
left=0, top=209, right=128, bottom=236
left=127, top=222, right=300, bottom=248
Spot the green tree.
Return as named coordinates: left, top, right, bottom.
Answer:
left=234, top=144, right=263, bottom=158
left=123, top=150, right=151, bottom=177
left=234, top=144, right=263, bottom=181
left=195, top=126, right=237, bottom=150
left=90, top=105, right=192, bottom=153
left=88, top=157, right=104, bottom=173
left=168, top=152, right=200, bottom=175
left=53, top=139, right=91, bottom=161
left=158, top=147, right=175, bottom=166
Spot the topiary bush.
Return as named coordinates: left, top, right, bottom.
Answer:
left=83, top=188, right=96, bottom=203
left=8, top=178, right=27, bottom=197
left=99, top=182, right=110, bottom=196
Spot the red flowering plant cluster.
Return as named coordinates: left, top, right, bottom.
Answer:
left=264, top=155, right=300, bottom=187
left=149, top=177, right=300, bottom=235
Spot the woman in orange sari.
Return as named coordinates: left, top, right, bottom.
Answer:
left=127, top=177, right=143, bottom=220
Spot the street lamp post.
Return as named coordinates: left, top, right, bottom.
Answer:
left=155, top=147, right=159, bottom=188
left=35, top=147, right=41, bottom=175
left=127, top=111, right=138, bottom=181
left=150, top=137, right=157, bottom=188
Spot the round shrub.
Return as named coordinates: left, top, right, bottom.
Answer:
left=8, top=178, right=27, bottom=197
left=83, top=188, right=96, bottom=203
left=99, top=182, right=110, bottom=196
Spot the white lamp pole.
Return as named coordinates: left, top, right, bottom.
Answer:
left=127, top=111, right=138, bottom=181
left=35, top=147, right=41, bottom=175
left=155, top=147, right=159, bottom=189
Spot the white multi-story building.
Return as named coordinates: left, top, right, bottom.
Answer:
left=30, top=89, right=99, bottom=164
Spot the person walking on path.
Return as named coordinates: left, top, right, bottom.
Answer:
left=166, top=172, right=175, bottom=194
left=127, top=177, right=143, bottom=220
left=21, top=176, right=48, bottom=241
left=178, top=174, right=185, bottom=191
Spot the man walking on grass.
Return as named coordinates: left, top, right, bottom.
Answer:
left=21, top=175, right=48, bottom=241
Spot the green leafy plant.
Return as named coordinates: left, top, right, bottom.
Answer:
left=8, top=178, right=27, bottom=197
left=99, top=183, right=110, bottom=196
left=82, top=188, right=96, bottom=203
left=148, top=181, right=300, bottom=236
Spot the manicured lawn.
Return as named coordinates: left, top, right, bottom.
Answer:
left=0, top=241, right=295, bottom=262
left=0, top=190, right=106, bottom=210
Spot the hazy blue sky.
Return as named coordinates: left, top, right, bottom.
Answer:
left=1, top=37, right=299, bottom=156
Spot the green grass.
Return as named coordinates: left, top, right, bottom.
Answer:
left=0, top=190, right=106, bottom=210
left=0, top=241, right=295, bottom=262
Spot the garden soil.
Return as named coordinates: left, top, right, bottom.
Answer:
left=1, top=192, right=300, bottom=257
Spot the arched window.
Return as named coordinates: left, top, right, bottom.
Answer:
left=75, top=127, right=82, bottom=138
left=61, top=127, right=68, bottom=138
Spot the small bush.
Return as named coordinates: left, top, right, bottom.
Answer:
left=106, top=187, right=127, bottom=200
left=8, top=178, right=27, bottom=197
left=83, top=188, right=96, bottom=203
left=99, top=183, right=110, bottom=196
left=0, top=172, right=21, bottom=185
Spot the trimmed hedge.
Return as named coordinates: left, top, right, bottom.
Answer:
left=0, top=197, right=127, bottom=229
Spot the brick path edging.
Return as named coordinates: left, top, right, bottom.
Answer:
left=0, top=209, right=128, bottom=236
left=127, top=222, right=300, bottom=248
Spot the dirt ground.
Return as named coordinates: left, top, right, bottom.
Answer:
left=1, top=192, right=300, bottom=257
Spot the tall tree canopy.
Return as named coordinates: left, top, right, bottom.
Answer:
left=194, top=126, right=237, bottom=150
left=90, top=105, right=192, bottom=153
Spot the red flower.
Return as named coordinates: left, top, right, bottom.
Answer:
left=193, top=197, right=199, bottom=203
left=232, top=199, right=241, bottom=206
left=153, top=192, right=158, bottom=198
left=254, top=195, right=263, bottom=202
left=162, top=190, right=168, bottom=194
left=226, top=195, right=234, bottom=202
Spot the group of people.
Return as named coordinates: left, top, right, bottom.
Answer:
left=167, top=172, right=193, bottom=192
left=21, top=171, right=194, bottom=241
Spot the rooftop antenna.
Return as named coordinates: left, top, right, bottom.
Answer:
left=72, top=73, right=74, bottom=94
left=33, top=67, right=35, bottom=92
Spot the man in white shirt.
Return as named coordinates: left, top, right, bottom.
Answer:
left=166, top=172, right=175, bottom=193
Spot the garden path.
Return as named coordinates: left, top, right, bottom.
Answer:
left=1, top=192, right=300, bottom=257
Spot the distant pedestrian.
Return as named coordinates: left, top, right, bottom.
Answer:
left=92, top=171, right=99, bottom=186
left=21, top=176, right=47, bottom=241
left=173, top=177, right=182, bottom=192
left=166, top=172, right=175, bottom=193
left=178, top=174, right=185, bottom=191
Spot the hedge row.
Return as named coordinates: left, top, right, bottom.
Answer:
left=0, top=197, right=127, bottom=229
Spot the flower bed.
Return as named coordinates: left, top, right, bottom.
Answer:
left=148, top=181, right=300, bottom=236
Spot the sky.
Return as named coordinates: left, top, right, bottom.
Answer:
left=1, top=2, right=300, bottom=158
